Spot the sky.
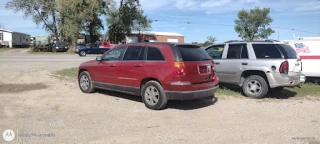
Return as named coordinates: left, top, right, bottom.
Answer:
left=0, top=0, right=320, bottom=43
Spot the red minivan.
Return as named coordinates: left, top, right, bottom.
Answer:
left=78, top=42, right=219, bottom=110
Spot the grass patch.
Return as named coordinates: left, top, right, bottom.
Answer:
left=54, top=67, right=78, bottom=80
left=217, top=83, right=320, bottom=99
left=0, top=47, right=11, bottom=52
left=281, top=83, right=320, bottom=97
left=29, top=46, right=75, bottom=54
left=216, top=85, right=242, bottom=96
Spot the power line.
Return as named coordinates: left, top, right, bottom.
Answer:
left=153, top=19, right=320, bottom=35
left=153, top=19, right=235, bottom=27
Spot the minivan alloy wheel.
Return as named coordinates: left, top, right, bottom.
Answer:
left=144, top=86, right=160, bottom=106
left=80, top=75, right=90, bottom=90
left=246, top=80, right=262, bottom=95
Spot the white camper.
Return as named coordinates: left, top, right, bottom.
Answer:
left=12, top=32, right=31, bottom=47
left=284, top=37, right=320, bottom=78
left=0, top=28, right=31, bottom=48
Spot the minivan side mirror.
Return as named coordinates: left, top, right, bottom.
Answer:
left=96, top=56, right=102, bottom=61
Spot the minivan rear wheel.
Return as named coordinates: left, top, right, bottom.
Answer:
left=242, top=75, right=268, bottom=99
left=141, top=81, right=168, bottom=110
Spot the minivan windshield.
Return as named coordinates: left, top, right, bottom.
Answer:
left=178, top=47, right=212, bottom=61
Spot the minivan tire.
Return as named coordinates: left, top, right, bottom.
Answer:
left=78, top=71, right=95, bottom=93
left=141, top=81, right=168, bottom=110
left=242, top=75, right=268, bottom=99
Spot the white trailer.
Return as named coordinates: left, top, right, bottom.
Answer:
left=0, top=28, right=13, bottom=47
left=12, top=32, right=31, bottom=47
left=283, top=37, right=320, bottom=78
left=0, top=28, right=30, bottom=48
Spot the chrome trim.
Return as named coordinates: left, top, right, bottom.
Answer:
left=117, top=77, right=137, bottom=80
left=170, top=81, right=191, bottom=86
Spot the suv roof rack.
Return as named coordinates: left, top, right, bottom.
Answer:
left=224, top=39, right=281, bottom=43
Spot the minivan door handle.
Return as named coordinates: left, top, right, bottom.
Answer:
left=215, top=62, right=220, bottom=65
left=109, top=65, right=116, bottom=67
left=241, top=62, right=248, bottom=65
left=134, top=64, right=143, bottom=67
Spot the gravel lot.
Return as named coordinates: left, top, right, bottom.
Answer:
left=0, top=51, right=319, bottom=144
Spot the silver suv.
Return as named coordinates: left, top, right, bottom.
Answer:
left=205, top=40, right=306, bottom=98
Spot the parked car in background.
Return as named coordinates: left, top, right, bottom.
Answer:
left=78, top=42, right=219, bottom=110
left=205, top=40, right=305, bottom=98
left=54, top=41, right=68, bottom=52
left=75, top=44, right=110, bottom=56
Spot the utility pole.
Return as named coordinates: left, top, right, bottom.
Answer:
left=278, top=25, right=280, bottom=40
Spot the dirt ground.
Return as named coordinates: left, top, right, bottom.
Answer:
left=0, top=50, right=319, bottom=144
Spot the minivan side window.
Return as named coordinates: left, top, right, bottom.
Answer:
left=102, top=47, right=126, bottom=61
left=123, top=46, right=145, bottom=61
left=205, top=45, right=225, bottom=59
left=252, top=44, right=283, bottom=59
left=226, top=44, right=248, bottom=59
left=147, top=47, right=165, bottom=61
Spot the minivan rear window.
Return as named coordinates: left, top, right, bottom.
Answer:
left=177, top=47, right=212, bottom=61
left=275, top=44, right=298, bottom=59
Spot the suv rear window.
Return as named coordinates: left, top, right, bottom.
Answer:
left=252, top=44, right=283, bottom=59
left=275, top=44, right=298, bottom=59
left=177, top=47, right=212, bottom=61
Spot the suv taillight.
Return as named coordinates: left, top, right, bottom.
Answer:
left=174, top=62, right=186, bottom=76
left=279, top=61, right=289, bottom=74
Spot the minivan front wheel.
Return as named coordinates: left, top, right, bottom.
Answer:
left=141, top=81, right=168, bottom=110
left=242, top=75, right=268, bottom=99
left=78, top=71, right=95, bottom=93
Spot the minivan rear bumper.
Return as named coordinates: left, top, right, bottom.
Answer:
left=165, top=84, right=219, bottom=100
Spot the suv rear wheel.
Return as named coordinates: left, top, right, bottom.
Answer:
left=141, top=81, right=168, bottom=110
left=242, top=75, right=268, bottom=99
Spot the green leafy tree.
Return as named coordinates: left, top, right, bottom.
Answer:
left=82, top=0, right=112, bottom=43
left=234, top=7, right=274, bottom=40
left=202, top=41, right=212, bottom=47
left=106, top=0, right=151, bottom=43
left=59, top=0, right=85, bottom=49
left=207, top=35, right=217, bottom=44
left=59, top=0, right=112, bottom=49
left=6, top=0, right=60, bottom=41
left=132, top=9, right=152, bottom=39
left=191, top=42, right=199, bottom=45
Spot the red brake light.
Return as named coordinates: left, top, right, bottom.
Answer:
left=279, top=61, right=289, bottom=74
left=174, top=62, right=186, bottom=76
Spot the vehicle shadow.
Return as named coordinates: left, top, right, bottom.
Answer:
left=96, top=89, right=218, bottom=110
left=265, top=89, right=297, bottom=99
left=166, top=97, right=218, bottom=110
left=96, top=89, right=143, bottom=103
left=219, top=84, right=297, bottom=99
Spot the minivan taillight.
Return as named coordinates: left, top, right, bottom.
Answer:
left=279, top=61, right=289, bottom=74
left=174, top=62, right=186, bottom=76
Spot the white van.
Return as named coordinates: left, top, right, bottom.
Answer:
left=284, top=37, right=320, bottom=78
